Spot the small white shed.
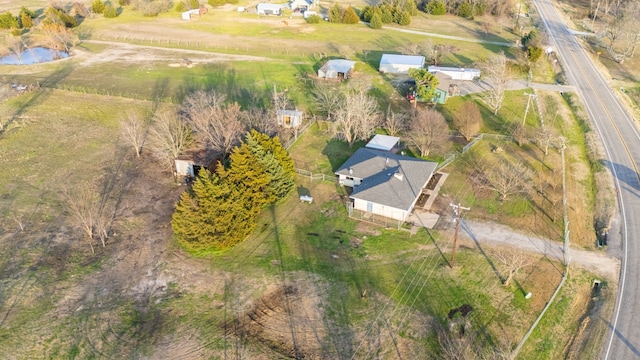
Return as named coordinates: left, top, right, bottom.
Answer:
left=379, top=54, right=425, bottom=74
left=257, top=3, right=285, bottom=15
left=175, top=158, right=195, bottom=177
left=318, top=59, right=356, bottom=80
left=428, top=66, right=481, bottom=81
left=181, top=9, right=200, bottom=20
left=277, top=109, right=304, bottom=128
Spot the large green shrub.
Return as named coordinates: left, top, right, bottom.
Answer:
left=328, top=3, right=343, bottom=23
left=427, top=0, right=446, bottom=15
left=370, top=12, right=382, bottom=29
left=0, top=12, right=18, bottom=29
left=91, top=0, right=106, bottom=14
left=457, top=2, right=472, bottom=18
left=104, top=4, right=119, bottom=17
left=343, top=6, right=360, bottom=24
left=306, top=14, right=322, bottom=23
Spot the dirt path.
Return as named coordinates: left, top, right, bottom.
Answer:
left=439, top=219, right=620, bottom=281
left=77, top=39, right=273, bottom=66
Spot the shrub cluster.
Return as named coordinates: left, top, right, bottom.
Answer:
left=328, top=4, right=360, bottom=24
left=361, top=0, right=417, bottom=26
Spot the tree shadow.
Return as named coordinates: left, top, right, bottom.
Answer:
left=599, top=315, right=640, bottom=356
left=600, top=159, right=640, bottom=194
left=321, top=138, right=366, bottom=172
left=3, top=63, right=74, bottom=131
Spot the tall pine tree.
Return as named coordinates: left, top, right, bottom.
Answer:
left=172, top=169, right=255, bottom=252
left=245, top=130, right=295, bottom=204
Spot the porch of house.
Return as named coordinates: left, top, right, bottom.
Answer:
left=346, top=172, right=449, bottom=230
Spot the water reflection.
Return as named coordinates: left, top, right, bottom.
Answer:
left=0, top=47, right=70, bottom=65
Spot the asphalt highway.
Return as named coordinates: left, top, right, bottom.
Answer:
left=533, top=0, right=640, bottom=358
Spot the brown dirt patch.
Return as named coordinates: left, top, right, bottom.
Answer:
left=225, top=277, right=328, bottom=359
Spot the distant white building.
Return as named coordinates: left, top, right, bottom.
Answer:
left=428, top=66, right=481, bottom=81
left=257, top=3, right=285, bottom=15
left=379, top=54, right=425, bottom=74
left=181, top=9, right=200, bottom=20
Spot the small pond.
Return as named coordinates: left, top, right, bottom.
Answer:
left=0, top=47, right=69, bottom=65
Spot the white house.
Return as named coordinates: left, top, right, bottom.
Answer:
left=277, top=109, right=303, bottom=127
left=318, top=59, right=356, bottom=80
left=428, top=66, right=481, bottom=81
left=290, top=0, right=312, bottom=12
left=257, top=3, right=285, bottom=15
left=379, top=54, right=425, bottom=74
left=335, top=148, right=437, bottom=221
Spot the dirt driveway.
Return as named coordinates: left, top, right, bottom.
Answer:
left=438, top=218, right=620, bottom=281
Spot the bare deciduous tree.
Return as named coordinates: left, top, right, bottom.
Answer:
left=149, top=110, right=192, bottom=178
left=120, top=112, right=148, bottom=158
left=481, top=159, right=531, bottom=200
left=479, top=52, right=511, bottom=115
left=405, top=108, right=450, bottom=157
left=535, top=129, right=553, bottom=156
left=312, top=83, right=343, bottom=120
left=41, top=23, right=78, bottom=53
left=453, top=102, right=482, bottom=141
left=384, top=110, right=407, bottom=136
left=6, top=35, right=27, bottom=64
left=492, top=248, right=533, bottom=286
left=332, top=87, right=379, bottom=148
left=243, top=106, right=277, bottom=136
left=63, top=184, right=97, bottom=253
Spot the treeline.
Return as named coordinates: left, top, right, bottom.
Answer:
left=171, top=130, right=295, bottom=253
left=421, top=0, right=514, bottom=18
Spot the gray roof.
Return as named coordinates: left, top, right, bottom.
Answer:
left=335, top=148, right=437, bottom=211
left=277, top=109, right=303, bottom=116
left=380, top=54, right=425, bottom=66
left=322, top=59, right=356, bottom=74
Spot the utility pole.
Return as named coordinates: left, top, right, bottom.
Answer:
left=522, top=92, right=537, bottom=126
left=560, top=138, right=571, bottom=266
left=449, top=203, right=470, bottom=268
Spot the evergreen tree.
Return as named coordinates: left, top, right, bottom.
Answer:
left=427, top=0, right=446, bottom=15
left=104, top=5, right=118, bottom=18
left=370, top=12, right=382, bottom=29
left=380, top=5, right=394, bottom=23
left=457, top=2, right=472, bottom=18
left=172, top=170, right=255, bottom=252
left=394, top=9, right=411, bottom=25
left=328, top=4, right=343, bottom=23
left=92, top=0, right=106, bottom=14
left=224, top=142, right=271, bottom=216
left=0, top=12, right=18, bottom=29
left=245, top=130, right=295, bottom=204
left=343, top=6, right=360, bottom=24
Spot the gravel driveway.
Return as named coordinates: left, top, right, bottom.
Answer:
left=440, top=219, right=620, bottom=281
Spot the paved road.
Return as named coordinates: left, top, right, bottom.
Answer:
left=533, top=0, right=640, bottom=358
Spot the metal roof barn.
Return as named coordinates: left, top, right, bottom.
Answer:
left=379, top=54, right=425, bottom=74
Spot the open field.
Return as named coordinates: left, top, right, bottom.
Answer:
left=0, top=1, right=616, bottom=358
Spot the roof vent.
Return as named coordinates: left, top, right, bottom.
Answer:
left=349, top=167, right=353, bottom=175
left=394, top=172, right=404, bottom=181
